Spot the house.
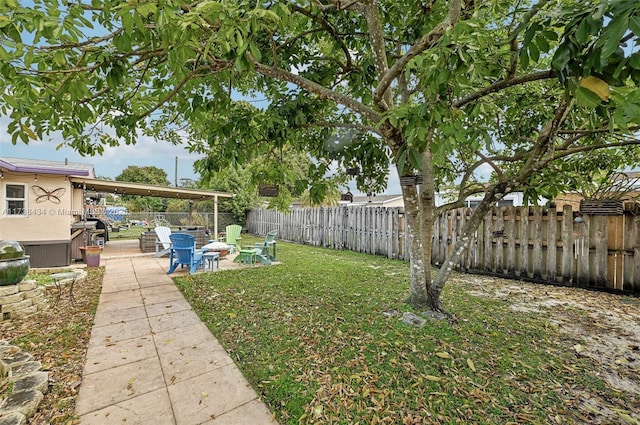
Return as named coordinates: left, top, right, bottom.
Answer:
left=0, top=157, right=233, bottom=268
left=436, top=191, right=535, bottom=208
left=341, top=194, right=404, bottom=207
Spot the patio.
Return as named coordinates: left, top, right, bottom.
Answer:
left=100, top=239, right=266, bottom=272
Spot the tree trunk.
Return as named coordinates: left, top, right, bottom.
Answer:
left=400, top=146, right=441, bottom=311
left=401, top=182, right=430, bottom=308
left=430, top=195, right=498, bottom=302
left=420, top=147, right=439, bottom=311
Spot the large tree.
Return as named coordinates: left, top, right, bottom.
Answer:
left=2, top=0, right=640, bottom=315
left=115, top=165, right=171, bottom=211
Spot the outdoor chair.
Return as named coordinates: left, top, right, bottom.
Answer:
left=253, top=230, right=278, bottom=265
left=154, top=226, right=172, bottom=257
left=167, top=233, right=205, bottom=275
left=225, top=224, right=243, bottom=253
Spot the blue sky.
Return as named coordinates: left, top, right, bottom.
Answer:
left=0, top=116, right=201, bottom=183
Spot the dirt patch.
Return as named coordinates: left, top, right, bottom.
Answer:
left=462, top=274, right=640, bottom=424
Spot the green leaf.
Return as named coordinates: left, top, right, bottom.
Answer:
left=408, top=148, right=422, bottom=170
left=249, top=42, right=261, bottom=61
left=535, top=34, right=550, bottom=53
left=600, top=15, right=629, bottom=59
left=574, top=86, right=602, bottom=108
left=528, top=41, right=540, bottom=63
left=136, top=2, right=157, bottom=18
left=396, top=149, right=407, bottom=175
left=551, top=44, right=571, bottom=71
left=0, top=46, right=9, bottom=61
left=53, top=51, right=66, bottom=66
left=575, top=18, right=591, bottom=45
left=629, top=16, right=640, bottom=37
left=629, top=53, right=640, bottom=70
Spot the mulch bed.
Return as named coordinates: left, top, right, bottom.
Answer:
left=1, top=267, right=103, bottom=424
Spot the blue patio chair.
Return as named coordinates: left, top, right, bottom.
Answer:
left=167, top=233, right=205, bottom=275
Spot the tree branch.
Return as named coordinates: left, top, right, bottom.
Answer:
left=362, top=0, right=392, bottom=110
left=374, top=0, right=463, bottom=108
left=290, top=5, right=354, bottom=72
left=453, top=69, right=556, bottom=108
left=251, top=58, right=382, bottom=124
left=296, top=121, right=381, bottom=136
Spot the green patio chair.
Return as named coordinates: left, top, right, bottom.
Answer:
left=253, top=230, right=278, bottom=265
left=225, top=224, right=242, bottom=253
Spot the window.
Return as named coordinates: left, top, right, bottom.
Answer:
left=4, top=183, right=27, bottom=216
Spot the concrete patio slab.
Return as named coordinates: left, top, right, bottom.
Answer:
left=78, top=388, right=175, bottom=425
left=76, top=240, right=276, bottom=424
left=87, top=317, right=152, bottom=347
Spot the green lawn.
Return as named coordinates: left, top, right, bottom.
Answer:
left=174, top=238, right=631, bottom=424
left=108, top=225, right=149, bottom=240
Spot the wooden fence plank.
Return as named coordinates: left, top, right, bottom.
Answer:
left=484, top=211, right=493, bottom=272
left=561, top=205, right=574, bottom=284
left=577, top=216, right=591, bottom=286
left=547, top=207, right=557, bottom=282
left=532, top=207, right=543, bottom=280
left=593, top=216, right=608, bottom=287
left=504, top=206, right=516, bottom=276
left=519, top=207, right=529, bottom=278
left=494, top=208, right=504, bottom=274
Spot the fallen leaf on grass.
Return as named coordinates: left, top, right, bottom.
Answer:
left=467, top=358, right=476, bottom=372
left=615, top=410, right=639, bottom=425
left=435, top=352, right=452, bottom=359
left=425, top=375, right=442, bottom=382
left=313, top=405, right=323, bottom=417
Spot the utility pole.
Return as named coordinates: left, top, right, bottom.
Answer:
left=174, top=156, right=178, bottom=187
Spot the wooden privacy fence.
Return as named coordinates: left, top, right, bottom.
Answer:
left=246, top=205, right=640, bottom=294
left=247, top=206, right=409, bottom=259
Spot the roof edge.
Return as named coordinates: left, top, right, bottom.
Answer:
left=0, top=159, right=91, bottom=176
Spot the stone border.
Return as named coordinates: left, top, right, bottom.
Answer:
left=0, top=281, right=46, bottom=322
left=0, top=270, right=87, bottom=322
left=0, top=341, right=49, bottom=424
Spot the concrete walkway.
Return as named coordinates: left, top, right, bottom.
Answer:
left=76, top=241, right=276, bottom=424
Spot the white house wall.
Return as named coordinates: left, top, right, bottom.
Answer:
left=1, top=171, right=78, bottom=242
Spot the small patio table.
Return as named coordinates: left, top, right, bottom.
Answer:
left=202, top=251, right=221, bottom=271
left=50, top=271, right=82, bottom=305
left=235, top=249, right=257, bottom=265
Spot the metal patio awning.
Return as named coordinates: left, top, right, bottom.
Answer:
left=70, top=178, right=233, bottom=201
left=70, top=178, right=234, bottom=239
